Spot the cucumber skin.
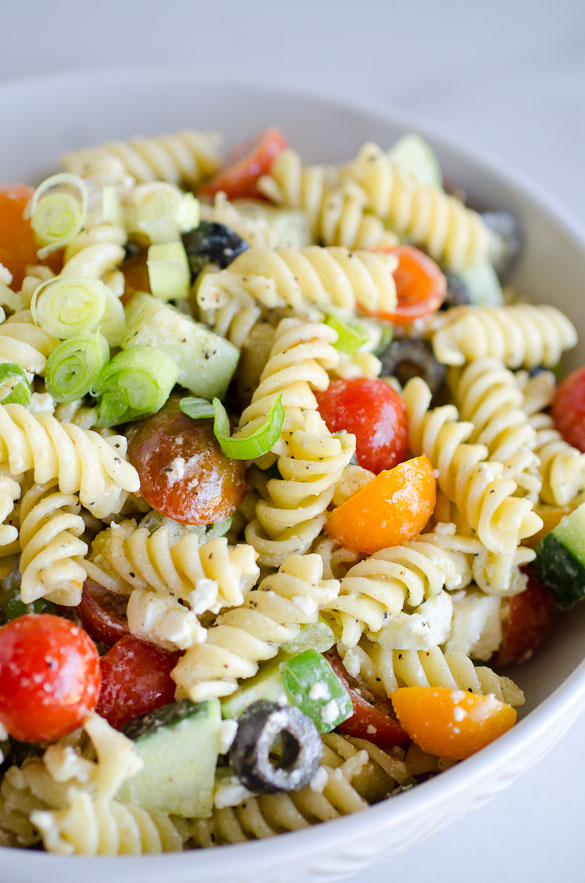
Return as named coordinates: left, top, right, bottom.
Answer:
left=122, top=699, right=203, bottom=741
left=532, top=533, right=585, bottom=609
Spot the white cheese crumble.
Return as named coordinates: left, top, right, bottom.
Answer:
left=375, top=592, right=453, bottom=650
left=366, top=724, right=377, bottom=735
left=445, top=591, right=502, bottom=661
left=321, top=700, right=340, bottom=725
left=342, top=648, right=361, bottom=679
left=310, top=767, right=329, bottom=793
left=218, top=719, right=238, bottom=754
left=187, top=577, right=219, bottom=615
left=308, top=682, right=330, bottom=702
left=214, top=777, right=254, bottom=809
left=164, top=456, right=186, bottom=485
left=453, top=706, right=466, bottom=722
left=292, top=595, right=318, bottom=618
left=28, top=392, right=56, bottom=414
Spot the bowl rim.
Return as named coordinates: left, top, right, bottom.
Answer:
left=2, top=65, right=585, bottom=874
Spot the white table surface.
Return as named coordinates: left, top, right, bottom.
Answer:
left=2, top=1, right=585, bottom=879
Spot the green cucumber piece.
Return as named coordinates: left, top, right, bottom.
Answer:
left=454, top=262, right=503, bottom=306
left=122, top=293, right=239, bottom=400
left=280, top=649, right=353, bottom=734
left=221, top=661, right=289, bottom=720
left=533, top=501, right=585, bottom=608
left=280, top=620, right=336, bottom=656
left=119, top=699, right=221, bottom=818
left=388, top=134, right=442, bottom=188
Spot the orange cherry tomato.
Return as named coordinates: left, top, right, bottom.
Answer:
left=362, top=245, right=446, bottom=324
left=0, top=184, right=62, bottom=287
left=551, top=366, right=585, bottom=452
left=495, top=569, right=556, bottom=667
left=0, top=614, right=101, bottom=742
left=199, top=127, right=288, bottom=200
left=391, top=686, right=517, bottom=760
left=326, top=455, right=436, bottom=554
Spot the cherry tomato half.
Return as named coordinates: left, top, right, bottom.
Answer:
left=316, top=378, right=408, bottom=474
left=551, top=365, right=585, bottom=452
left=0, top=185, right=62, bottom=287
left=495, top=569, right=556, bottom=667
left=325, top=650, right=409, bottom=749
left=77, top=579, right=129, bottom=647
left=96, top=635, right=180, bottom=730
left=0, top=614, right=101, bottom=742
left=198, top=127, right=288, bottom=200
left=362, top=245, right=446, bottom=324
left=127, top=399, right=247, bottom=525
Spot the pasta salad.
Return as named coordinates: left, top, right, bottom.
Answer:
left=0, top=125, right=582, bottom=855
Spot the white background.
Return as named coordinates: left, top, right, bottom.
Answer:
left=2, top=1, right=585, bottom=879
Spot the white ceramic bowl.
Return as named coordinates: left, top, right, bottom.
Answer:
left=2, top=69, right=585, bottom=883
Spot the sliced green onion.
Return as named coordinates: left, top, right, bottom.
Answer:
left=31, top=276, right=124, bottom=346
left=95, top=346, right=178, bottom=427
left=46, top=333, right=109, bottom=403
left=279, top=649, right=353, bottom=734
left=31, top=276, right=106, bottom=338
left=215, top=395, right=284, bottom=459
left=29, top=173, right=87, bottom=258
left=324, top=314, right=371, bottom=356
left=128, top=185, right=200, bottom=244
left=148, top=241, right=190, bottom=301
left=102, top=186, right=123, bottom=226
left=281, top=619, right=336, bottom=656
left=181, top=395, right=285, bottom=459
left=180, top=396, right=215, bottom=420
left=0, top=364, right=32, bottom=405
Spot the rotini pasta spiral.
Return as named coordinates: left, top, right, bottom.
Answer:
left=196, top=245, right=397, bottom=319
left=172, top=553, right=340, bottom=702
left=0, top=403, right=139, bottom=518
left=342, top=142, right=494, bottom=270
left=84, top=519, right=259, bottom=613
left=258, top=148, right=396, bottom=250
left=517, top=370, right=585, bottom=506
left=62, top=130, right=222, bottom=187
left=18, top=481, right=87, bottom=606
left=0, top=471, right=20, bottom=546
left=61, top=224, right=128, bottom=296
left=342, top=640, right=525, bottom=706
left=449, top=359, right=541, bottom=499
left=189, top=734, right=407, bottom=847
left=432, top=304, right=577, bottom=368
left=0, top=309, right=57, bottom=378
left=324, top=529, right=479, bottom=647
left=237, top=319, right=355, bottom=566
left=32, top=789, right=183, bottom=856
left=404, top=376, right=542, bottom=553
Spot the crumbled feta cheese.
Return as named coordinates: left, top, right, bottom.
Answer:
left=453, top=706, right=466, bottom=722
left=164, top=457, right=186, bottom=485
left=214, top=777, right=254, bottom=809
left=342, top=648, right=361, bottom=679
left=218, top=719, right=238, bottom=754
left=434, top=522, right=456, bottom=535
left=375, top=592, right=453, bottom=650
left=28, top=392, right=56, bottom=414
left=292, top=595, right=318, bottom=618
left=310, top=767, right=328, bottom=793
left=308, top=682, right=329, bottom=702
left=445, top=592, right=502, bottom=660
left=366, top=724, right=377, bottom=735
left=321, top=700, right=339, bottom=725
left=188, top=577, right=219, bottom=615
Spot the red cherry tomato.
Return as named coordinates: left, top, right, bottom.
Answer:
left=96, top=635, right=180, bottom=730
left=77, top=579, right=129, bottom=647
left=0, top=614, right=101, bottom=742
left=0, top=185, right=62, bottom=287
left=495, top=569, right=556, bottom=667
left=127, top=399, right=247, bottom=525
left=551, top=366, right=585, bottom=452
left=316, top=378, right=408, bottom=473
left=199, top=127, right=288, bottom=200
left=362, top=245, right=446, bottom=324
left=325, top=650, right=409, bottom=749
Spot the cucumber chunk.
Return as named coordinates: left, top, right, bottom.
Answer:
left=533, top=501, right=585, bottom=608
left=122, top=293, right=239, bottom=400
left=388, top=134, right=442, bottom=188
left=221, top=661, right=288, bottom=720
left=118, top=699, right=221, bottom=818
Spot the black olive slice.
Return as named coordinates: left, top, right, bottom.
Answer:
left=182, top=221, right=249, bottom=279
left=380, top=338, right=446, bottom=402
left=228, top=700, right=322, bottom=794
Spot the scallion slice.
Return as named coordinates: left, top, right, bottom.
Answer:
left=31, top=276, right=124, bottom=346
left=148, top=241, right=190, bottom=301
left=324, top=314, right=371, bottom=356
left=0, top=364, right=32, bottom=406
left=94, top=346, right=179, bottom=427
left=45, top=333, right=109, bottom=403
left=179, top=396, right=215, bottom=420
left=29, top=173, right=87, bottom=258
left=181, top=394, right=284, bottom=460
left=128, top=184, right=199, bottom=244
